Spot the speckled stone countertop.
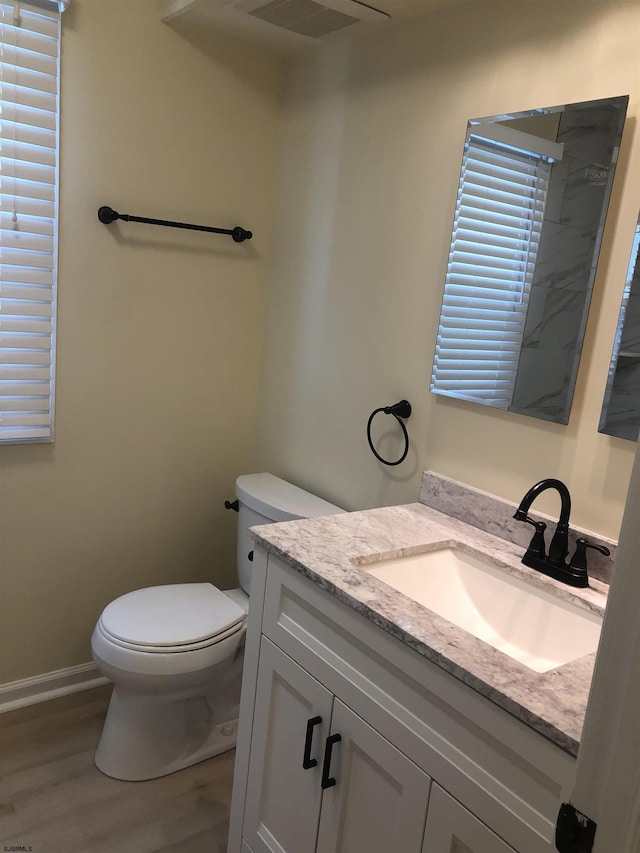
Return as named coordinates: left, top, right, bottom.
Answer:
left=250, top=501, right=609, bottom=757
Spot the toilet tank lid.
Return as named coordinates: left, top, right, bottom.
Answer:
left=236, top=473, right=345, bottom=522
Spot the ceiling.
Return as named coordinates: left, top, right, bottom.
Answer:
left=368, top=0, right=622, bottom=15
left=161, top=0, right=621, bottom=57
left=364, top=0, right=473, bottom=17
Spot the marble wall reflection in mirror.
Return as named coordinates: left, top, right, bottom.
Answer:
left=599, top=215, right=640, bottom=441
left=431, top=95, right=628, bottom=424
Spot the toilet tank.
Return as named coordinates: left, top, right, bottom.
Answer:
left=235, top=473, right=344, bottom=594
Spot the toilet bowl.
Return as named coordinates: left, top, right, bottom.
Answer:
left=92, top=583, right=248, bottom=781
left=92, top=473, right=343, bottom=781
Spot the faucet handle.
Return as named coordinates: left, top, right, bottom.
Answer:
left=569, top=538, right=611, bottom=571
left=515, top=515, right=547, bottom=558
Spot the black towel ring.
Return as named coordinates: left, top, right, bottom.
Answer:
left=366, top=400, right=412, bottom=466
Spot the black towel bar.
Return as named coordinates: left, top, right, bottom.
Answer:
left=97, top=206, right=252, bottom=243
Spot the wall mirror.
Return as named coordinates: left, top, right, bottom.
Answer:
left=430, top=95, right=628, bottom=424
left=599, top=214, right=640, bottom=441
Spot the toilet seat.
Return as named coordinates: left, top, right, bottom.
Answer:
left=98, top=583, right=246, bottom=654
left=95, top=619, right=245, bottom=654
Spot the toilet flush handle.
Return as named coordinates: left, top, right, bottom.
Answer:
left=224, top=499, right=239, bottom=512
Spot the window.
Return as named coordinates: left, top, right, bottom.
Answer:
left=0, top=0, right=64, bottom=443
left=431, top=131, right=552, bottom=408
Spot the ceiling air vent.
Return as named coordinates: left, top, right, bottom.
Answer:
left=160, top=0, right=390, bottom=53
left=228, top=0, right=389, bottom=39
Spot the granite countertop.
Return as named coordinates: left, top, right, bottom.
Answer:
left=250, top=502, right=609, bottom=757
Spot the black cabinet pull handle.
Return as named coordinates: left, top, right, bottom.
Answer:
left=302, top=715, right=322, bottom=769
left=320, top=733, right=342, bottom=789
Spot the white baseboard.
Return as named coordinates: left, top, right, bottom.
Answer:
left=0, top=662, right=110, bottom=714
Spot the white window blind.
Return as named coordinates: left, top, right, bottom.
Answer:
left=0, top=0, right=63, bottom=443
left=431, top=133, right=551, bottom=409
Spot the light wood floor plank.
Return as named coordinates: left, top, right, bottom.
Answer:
left=0, top=686, right=234, bottom=852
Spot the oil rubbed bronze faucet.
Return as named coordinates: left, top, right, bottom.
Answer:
left=513, top=479, right=609, bottom=588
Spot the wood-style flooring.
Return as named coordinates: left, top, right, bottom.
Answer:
left=0, top=686, right=234, bottom=852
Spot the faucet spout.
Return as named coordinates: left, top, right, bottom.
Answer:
left=515, top=478, right=571, bottom=524
left=514, top=478, right=571, bottom=565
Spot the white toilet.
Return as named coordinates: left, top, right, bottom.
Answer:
left=91, top=473, right=343, bottom=781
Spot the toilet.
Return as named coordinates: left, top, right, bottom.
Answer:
left=91, top=473, right=343, bottom=781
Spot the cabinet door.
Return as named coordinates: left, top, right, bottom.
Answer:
left=316, top=699, right=432, bottom=853
left=422, top=784, right=518, bottom=853
left=244, top=638, right=333, bottom=853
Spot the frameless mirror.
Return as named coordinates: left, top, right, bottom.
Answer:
left=431, top=95, right=628, bottom=424
left=599, top=214, right=640, bottom=441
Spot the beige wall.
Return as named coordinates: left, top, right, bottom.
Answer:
left=0, top=0, right=283, bottom=683
left=2, top=0, right=638, bottom=687
left=256, top=0, right=640, bottom=538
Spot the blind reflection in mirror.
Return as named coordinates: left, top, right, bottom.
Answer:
left=599, top=215, right=640, bottom=441
left=431, top=96, right=628, bottom=425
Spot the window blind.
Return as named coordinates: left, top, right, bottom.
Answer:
left=431, top=133, right=551, bottom=409
left=0, top=0, right=62, bottom=443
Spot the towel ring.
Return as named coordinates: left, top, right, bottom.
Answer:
left=366, top=400, right=412, bottom=466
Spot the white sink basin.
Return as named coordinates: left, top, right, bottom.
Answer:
left=357, top=544, right=602, bottom=673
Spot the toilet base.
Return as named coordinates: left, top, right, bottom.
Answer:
left=95, top=653, right=243, bottom=781
left=95, top=697, right=238, bottom=781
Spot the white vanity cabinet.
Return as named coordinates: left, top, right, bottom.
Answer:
left=315, top=696, right=431, bottom=853
left=244, top=637, right=431, bottom=853
left=242, top=638, right=332, bottom=853
left=422, top=785, right=517, bottom=852
left=229, top=549, right=575, bottom=853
